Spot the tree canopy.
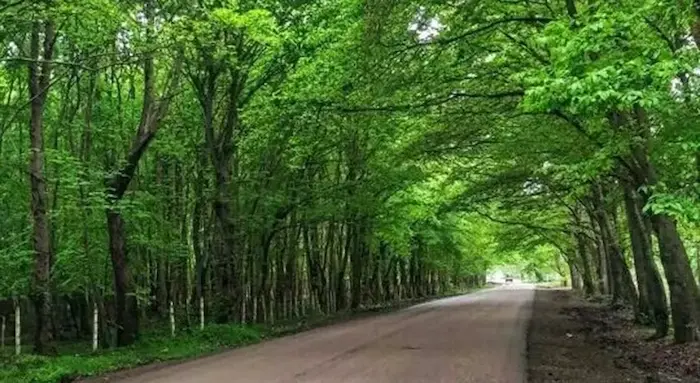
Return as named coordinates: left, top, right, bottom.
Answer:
left=0, top=0, right=699, bottom=361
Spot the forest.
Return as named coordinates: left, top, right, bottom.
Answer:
left=0, top=0, right=699, bottom=381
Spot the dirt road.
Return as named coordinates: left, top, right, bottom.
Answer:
left=111, top=286, right=533, bottom=383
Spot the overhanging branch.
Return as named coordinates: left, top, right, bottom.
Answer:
left=320, top=90, right=524, bottom=114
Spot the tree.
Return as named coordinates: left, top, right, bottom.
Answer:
left=27, top=11, right=56, bottom=356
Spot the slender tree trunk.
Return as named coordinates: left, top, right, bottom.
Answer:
left=653, top=214, right=700, bottom=342
left=288, top=213, right=300, bottom=317
left=326, top=221, right=337, bottom=312
left=573, top=210, right=596, bottom=295
left=193, top=148, right=207, bottom=308
left=103, top=3, right=179, bottom=343
left=587, top=205, right=611, bottom=295
left=28, top=20, right=56, bottom=355
left=575, top=235, right=596, bottom=295
left=304, top=224, right=328, bottom=313
left=569, top=259, right=582, bottom=291
left=1, top=315, right=5, bottom=351
left=594, top=239, right=608, bottom=294
left=276, top=225, right=288, bottom=320
left=107, top=210, right=139, bottom=346
left=14, top=299, right=20, bottom=355
left=591, top=184, right=638, bottom=309
left=622, top=181, right=669, bottom=336
left=350, top=221, right=364, bottom=310
left=336, top=222, right=351, bottom=310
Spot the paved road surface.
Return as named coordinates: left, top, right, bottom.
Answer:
left=113, top=285, right=534, bottom=383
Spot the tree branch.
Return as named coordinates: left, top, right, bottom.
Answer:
left=106, top=55, right=182, bottom=201
left=322, top=90, right=523, bottom=114
left=421, top=17, right=552, bottom=48
left=473, top=208, right=571, bottom=235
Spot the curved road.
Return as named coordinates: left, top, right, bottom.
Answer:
left=112, top=285, right=534, bottom=383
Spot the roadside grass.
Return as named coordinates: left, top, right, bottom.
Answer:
left=0, top=324, right=265, bottom=383
left=0, top=287, right=488, bottom=383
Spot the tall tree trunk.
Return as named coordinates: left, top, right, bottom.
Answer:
left=192, top=146, right=208, bottom=307
left=200, top=75, right=240, bottom=321
left=624, top=187, right=651, bottom=322
left=287, top=213, right=300, bottom=317
left=350, top=221, right=365, bottom=310
left=586, top=205, right=611, bottom=295
left=304, top=224, right=328, bottom=313
left=575, top=234, right=595, bottom=295
left=573, top=210, right=596, bottom=295
left=336, top=222, right=351, bottom=310
left=622, top=180, right=669, bottom=337
left=569, top=259, right=582, bottom=291
left=28, top=20, right=56, bottom=355
left=107, top=210, right=138, bottom=346
left=591, top=184, right=638, bottom=309
left=104, top=1, right=179, bottom=343
left=589, top=238, right=607, bottom=294
left=276, top=223, right=289, bottom=320
left=652, top=214, right=700, bottom=342
left=621, top=108, right=700, bottom=343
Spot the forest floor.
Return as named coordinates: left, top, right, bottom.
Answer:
left=528, top=288, right=700, bottom=383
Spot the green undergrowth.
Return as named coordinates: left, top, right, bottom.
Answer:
left=0, top=324, right=265, bottom=383
left=0, top=288, right=487, bottom=383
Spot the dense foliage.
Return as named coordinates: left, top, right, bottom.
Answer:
left=0, top=0, right=699, bottom=378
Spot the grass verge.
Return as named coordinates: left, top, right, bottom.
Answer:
left=0, top=324, right=265, bottom=383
